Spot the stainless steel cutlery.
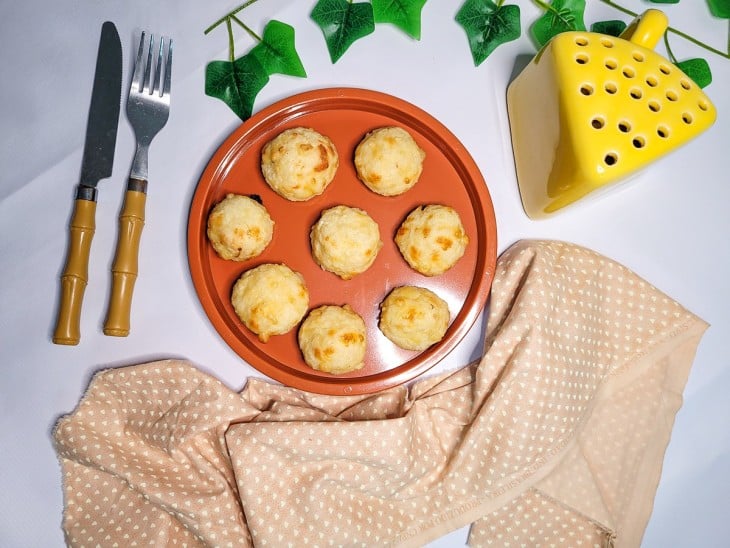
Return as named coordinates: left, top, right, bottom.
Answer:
left=104, top=32, right=172, bottom=337
left=54, top=25, right=172, bottom=344
left=53, top=21, right=122, bottom=345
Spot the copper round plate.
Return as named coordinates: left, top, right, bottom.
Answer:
left=188, top=88, right=497, bottom=395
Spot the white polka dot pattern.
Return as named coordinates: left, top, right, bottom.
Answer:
left=53, top=240, right=707, bottom=547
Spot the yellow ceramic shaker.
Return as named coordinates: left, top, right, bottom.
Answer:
left=507, top=9, right=717, bottom=219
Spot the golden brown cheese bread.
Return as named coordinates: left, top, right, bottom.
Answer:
left=260, top=127, right=339, bottom=201
left=206, top=193, right=274, bottom=261
left=378, top=286, right=450, bottom=351
left=310, top=205, right=383, bottom=280
left=231, top=263, right=309, bottom=342
left=395, top=204, right=469, bottom=276
left=298, top=305, right=367, bottom=374
left=354, top=126, right=426, bottom=196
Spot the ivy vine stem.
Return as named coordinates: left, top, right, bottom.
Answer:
left=599, top=0, right=730, bottom=60
left=232, top=15, right=263, bottom=42
left=205, top=0, right=261, bottom=34
left=226, top=18, right=235, bottom=62
left=663, top=33, right=677, bottom=64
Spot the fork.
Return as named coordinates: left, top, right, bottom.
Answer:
left=104, top=31, right=172, bottom=337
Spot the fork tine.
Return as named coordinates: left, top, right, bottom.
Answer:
left=132, top=31, right=146, bottom=92
left=143, top=35, right=154, bottom=93
left=153, top=37, right=164, bottom=97
left=163, top=39, right=172, bottom=98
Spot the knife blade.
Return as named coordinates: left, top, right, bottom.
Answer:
left=53, top=21, right=122, bottom=345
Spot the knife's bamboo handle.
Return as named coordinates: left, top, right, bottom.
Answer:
left=53, top=199, right=96, bottom=345
left=104, top=186, right=146, bottom=337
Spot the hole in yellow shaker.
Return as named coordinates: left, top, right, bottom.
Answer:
left=646, top=76, right=658, bottom=87
left=682, top=112, right=694, bottom=124
left=648, top=100, right=661, bottom=112
left=622, top=66, right=636, bottom=78
left=601, top=38, right=614, bottom=48
left=657, top=126, right=670, bottom=138
left=604, top=153, right=618, bottom=166
left=632, top=136, right=646, bottom=149
left=632, top=51, right=645, bottom=62
left=580, top=84, right=594, bottom=96
left=605, top=59, right=618, bottom=70
left=576, top=53, right=589, bottom=64
left=604, top=82, right=618, bottom=94
left=575, top=37, right=589, bottom=46
left=591, top=117, right=605, bottom=129
left=680, top=78, right=692, bottom=91
left=618, top=121, right=632, bottom=133
left=698, top=100, right=709, bottom=111
left=659, top=64, right=672, bottom=75
left=666, top=90, right=678, bottom=102
left=630, top=88, right=643, bottom=99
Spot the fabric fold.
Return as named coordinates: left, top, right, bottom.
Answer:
left=54, top=240, right=707, bottom=547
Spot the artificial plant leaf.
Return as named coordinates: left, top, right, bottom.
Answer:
left=676, top=58, right=713, bottom=88
left=590, top=19, right=627, bottom=37
left=455, top=0, right=521, bottom=66
left=531, top=0, right=586, bottom=48
left=311, top=0, right=375, bottom=62
left=248, top=20, right=307, bottom=78
left=647, top=0, right=679, bottom=4
left=707, top=0, right=730, bottom=18
left=372, top=0, right=428, bottom=40
left=205, top=54, right=270, bottom=120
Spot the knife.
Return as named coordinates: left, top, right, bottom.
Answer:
left=53, top=21, right=122, bottom=345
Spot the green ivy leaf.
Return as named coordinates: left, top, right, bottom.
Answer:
left=248, top=20, right=306, bottom=78
left=531, top=0, right=586, bottom=48
left=590, top=19, right=627, bottom=37
left=205, top=54, right=270, bottom=120
left=311, top=0, right=375, bottom=63
left=372, top=0, right=428, bottom=39
left=456, top=0, right=521, bottom=66
left=676, top=58, right=713, bottom=88
left=707, top=0, right=730, bottom=18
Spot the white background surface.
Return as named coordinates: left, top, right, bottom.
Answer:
left=1, top=1, right=728, bottom=546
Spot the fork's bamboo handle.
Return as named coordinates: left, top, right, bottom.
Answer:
left=104, top=183, right=146, bottom=337
left=53, top=199, right=96, bottom=345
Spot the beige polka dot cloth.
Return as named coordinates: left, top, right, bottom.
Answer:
left=54, top=240, right=707, bottom=547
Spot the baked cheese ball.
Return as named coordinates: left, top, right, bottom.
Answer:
left=298, top=305, right=367, bottom=374
left=231, top=263, right=309, bottom=343
left=379, top=286, right=450, bottom=351
left=261, top=127, right=339, bottom=201
left=206, top=193, right=274, bottom=261
left=354, top=126, right=426, bottom=196
left=310, top=205, right=383, bottom=280
left=395, top=204, right=469, bottom=276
